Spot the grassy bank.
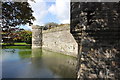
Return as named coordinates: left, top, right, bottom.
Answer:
left=2, top=42, right=31, bottom=46
left=2, top=46, right=31, bottom=49
left=2, top=42, right=31, bottom=49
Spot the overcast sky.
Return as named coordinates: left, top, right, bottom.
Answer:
left=22, top=0, right=70, bottom=30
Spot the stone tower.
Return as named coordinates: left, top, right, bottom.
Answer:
left=32, top=25, right=42, bottom=48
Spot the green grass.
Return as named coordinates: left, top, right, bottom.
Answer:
left=2, top=42, right=31, bottom=49
left=2, top=46, right=31, bottom=49
left=14, top=43, right=28, bottom=45
left=2, top=42, right=31, bottom=46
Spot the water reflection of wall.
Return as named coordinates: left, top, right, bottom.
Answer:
left=32, top=48, right=42, bottom=58
left=31, top=49, right=77, bottom=78
left=31, top=49, right=43, bottom=68
left=19, top=50, right=32, bottom=59
left=42, top=49, right=77, bottom=78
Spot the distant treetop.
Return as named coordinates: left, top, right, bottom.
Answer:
left=2, top=1, right=35, bottom=27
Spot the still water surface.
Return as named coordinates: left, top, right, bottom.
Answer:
left=2, top=47, right=76, bottom=78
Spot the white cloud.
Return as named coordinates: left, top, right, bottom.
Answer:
left=27, top=0, right=70, bottom=30
left=28, top=0, right=48, bottom=26
left=48, top=0, right=70, bottom=24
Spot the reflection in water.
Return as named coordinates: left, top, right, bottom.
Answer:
left=19, top=50, right=31, bottom=59
left=31, top=49, right=43, bottom=69
left=32, top=48, right=42, bottom=58
left=2, top=48, right=77, bottom=78
left=42, top=50, right=77, bottom=78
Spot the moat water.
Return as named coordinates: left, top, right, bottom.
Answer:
left=1, top=46, right=76, bottom=78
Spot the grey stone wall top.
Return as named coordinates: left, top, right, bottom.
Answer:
left=32, top=25, right=43, bottom=29
left=43, top=25, right=70, bottom=33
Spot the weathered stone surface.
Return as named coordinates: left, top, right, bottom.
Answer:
left=42, top=26, right=78, bottom=57
left=71, top=2, right=120, bottom=79
left=32, top=25, right=42, bottom=48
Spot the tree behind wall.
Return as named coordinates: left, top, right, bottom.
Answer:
left=2, top=1, right=35, bottom=43
left=44, top=22, right=58, bottom=30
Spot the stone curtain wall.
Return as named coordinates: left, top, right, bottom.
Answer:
left=32, top=25, right=78, bottom=57
left=32, top=25, right=42, bottom=48
left=42, top=26, right=78, bottom=57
